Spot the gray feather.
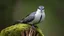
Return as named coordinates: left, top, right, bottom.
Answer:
left=22, top=12, right=36, bottom=23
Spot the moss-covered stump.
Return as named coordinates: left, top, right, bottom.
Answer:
left=0, top=23, right=44, bottom=36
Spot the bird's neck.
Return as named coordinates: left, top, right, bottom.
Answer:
left=36, top=9, right=44, bottom=13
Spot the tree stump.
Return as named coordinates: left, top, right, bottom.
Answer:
left=21, top=26, right=39, bottom=36
left=0, top=24, right=44, bottom=36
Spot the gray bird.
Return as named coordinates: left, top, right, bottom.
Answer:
left=14, top=6, right=45, bottom=26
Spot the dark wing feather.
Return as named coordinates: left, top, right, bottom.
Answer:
left=22, top=12, right=36, bottom=23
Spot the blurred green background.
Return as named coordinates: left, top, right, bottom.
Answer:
left=0, top=0, right=64, bottom=36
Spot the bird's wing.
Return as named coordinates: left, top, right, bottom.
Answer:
left=22, top=12, right=36, bottom=23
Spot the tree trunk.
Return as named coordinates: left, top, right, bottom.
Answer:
left=21, top=26, right=40, bottom=36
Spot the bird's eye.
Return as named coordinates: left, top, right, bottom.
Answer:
left=38, top=8, right=40, bottom=9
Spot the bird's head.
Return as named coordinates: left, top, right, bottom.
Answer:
left=38, top=6, right=44, bottom=10
left=36, top=6, right=44, bottom=13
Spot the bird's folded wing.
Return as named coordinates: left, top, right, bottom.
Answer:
left=22, top=12, right=36, bottom=23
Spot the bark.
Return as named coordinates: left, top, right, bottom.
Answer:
left=21, top=26, right=39, bottom=36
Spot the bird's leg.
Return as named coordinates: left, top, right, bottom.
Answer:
left=29, top=24, right=38, bottom=28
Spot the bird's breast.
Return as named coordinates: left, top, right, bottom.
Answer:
left=28, top=11, right=45, bottom=24
left=34, top=13, right=41, bottom=22
left=29, top=12, right=41, bottom=24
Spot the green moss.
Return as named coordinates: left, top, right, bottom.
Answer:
left=36, top=28, right=44, bottom=36
left=0, top=23, right=44, bottom=36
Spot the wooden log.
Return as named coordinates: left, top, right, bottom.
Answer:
left=21, top=26, right=39, bottom=36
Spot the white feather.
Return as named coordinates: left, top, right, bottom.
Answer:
left=29, top=9, right=45, bottom=24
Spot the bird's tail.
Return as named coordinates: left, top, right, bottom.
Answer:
left=13, top=20, right=23, bottom=25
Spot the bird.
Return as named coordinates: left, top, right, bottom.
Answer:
left=14, top=6, right=45, bottom=27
